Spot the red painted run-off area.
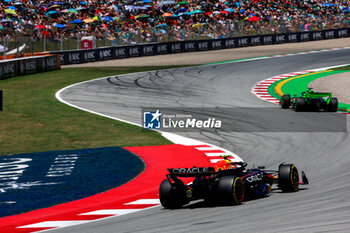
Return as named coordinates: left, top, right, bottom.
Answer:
left=0, top=144, right=215, bottom=233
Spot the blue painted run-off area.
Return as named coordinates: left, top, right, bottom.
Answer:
left=0, top=147, right=145, bottom=217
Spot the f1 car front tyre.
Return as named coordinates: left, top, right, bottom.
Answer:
left=327, top=97, right=338, bottom=112
left=294, top=97, right=305, bottom=112
left=218, top=176, right=244, bottom=205
left=159, top=179, right=186, bottom=209
left=278, top=164, right=299, bottom=192
left=280, top=95, right=291, bottom=109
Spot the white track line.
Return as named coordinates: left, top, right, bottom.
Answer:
left=125, top=199, right=161, bottom=205
left=18, top=221, right=91, bottom=229
left=79, top=209, right=141, bottom=216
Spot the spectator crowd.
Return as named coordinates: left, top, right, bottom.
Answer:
left=1, top=0, right=350, bottom=45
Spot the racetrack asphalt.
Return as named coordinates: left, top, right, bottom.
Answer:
left=55, top=49, right=350, bottom=233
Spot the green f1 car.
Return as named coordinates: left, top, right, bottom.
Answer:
left=279, top=88, right=338, bottom=112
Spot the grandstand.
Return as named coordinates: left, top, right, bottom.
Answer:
left=0, top=0, right=349, bottom=54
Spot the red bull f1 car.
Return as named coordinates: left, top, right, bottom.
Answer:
left=159, top=155, right=309, bottom=209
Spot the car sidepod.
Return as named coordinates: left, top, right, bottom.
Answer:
left=241, top=170, right=271, bottom=200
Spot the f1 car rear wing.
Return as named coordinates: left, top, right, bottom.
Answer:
left=168, top=167, right=216, bottom=177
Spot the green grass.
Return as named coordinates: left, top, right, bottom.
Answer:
left=0, top=66, right=188, bottom=156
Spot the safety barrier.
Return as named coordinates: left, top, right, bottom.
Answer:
left=0, top=54, right=60, bottom=80
left=49, top=28, right=350, bottom=65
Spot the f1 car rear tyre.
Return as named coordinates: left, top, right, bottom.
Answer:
left=327, top=98, right=338, bottom=112
left=280, top=95, right=291, bottom=109
left=294, top=97, right=305, bottom=112
left=218, top=176, right=244, bottom=205
left=278, top=164, right=299, bottom=192
left=159, top=179, right=186, bottom=209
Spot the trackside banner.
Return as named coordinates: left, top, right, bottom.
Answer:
left=0, top=55, right=60, bottom=80
left=0, top=147, right=144, bottom=217
left=49, top=28, right=350, bottom=65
